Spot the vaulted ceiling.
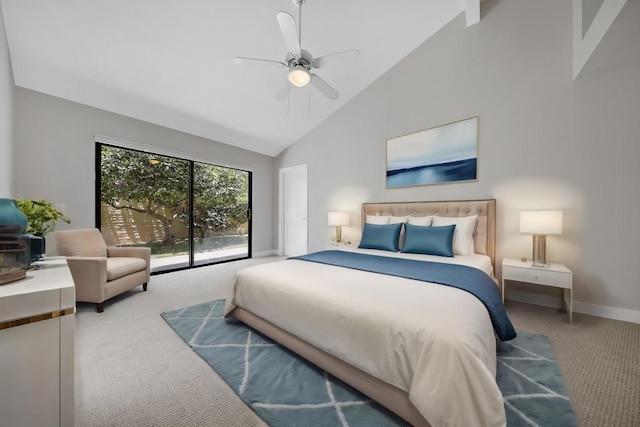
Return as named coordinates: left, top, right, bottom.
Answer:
left=1, top=0, right=479, bottom=156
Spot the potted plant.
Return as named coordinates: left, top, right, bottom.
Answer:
left=16, top=199, right=70, bottom=236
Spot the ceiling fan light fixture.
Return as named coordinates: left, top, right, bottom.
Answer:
left=288, top=66, right=310, bottom=87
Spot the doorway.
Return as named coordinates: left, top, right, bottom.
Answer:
left=279, top=164, right=308, bottom=256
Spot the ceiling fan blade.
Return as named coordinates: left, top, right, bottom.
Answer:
left=274, top=79, right=289, bottom=101
left=313, top=49, right=361, bottom=69
left=276, top=12, right=301, bottom=57
left=310, top=74, right=339, bottom=100
left=233, top=57, right=286, bottom=68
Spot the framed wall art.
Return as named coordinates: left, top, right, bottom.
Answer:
left=386, top=116, right=478, bottom=188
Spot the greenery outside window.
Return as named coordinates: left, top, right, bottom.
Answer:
left=96, top=143, right=251, bottom=273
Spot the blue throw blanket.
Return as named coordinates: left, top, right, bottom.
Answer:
left=290, top=250, right=516, bottom=341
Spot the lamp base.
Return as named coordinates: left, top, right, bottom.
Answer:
left=531, top=234, right=549, bottom=268
left=335, top=226, right=342, bottom=243
left=530, top=261, right=551, bottom=268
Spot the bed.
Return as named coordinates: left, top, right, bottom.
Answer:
left=224, top=199, right=513, bottom=427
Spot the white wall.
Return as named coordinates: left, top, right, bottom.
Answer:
left=14, top=88, right=275, bottom=256
left=275, top=0, right=640, bottom=318
left=0, top=3, right=15, bottom=198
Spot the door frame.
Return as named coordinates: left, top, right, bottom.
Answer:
left=278, top=164, right=308, bottom=256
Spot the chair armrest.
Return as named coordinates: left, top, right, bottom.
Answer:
left=107, top=247, right=151, bottom=281
left=65, top=256, right=108, bottom=303
left=67, top=256, right=108, bottom=263
left=107, top=246, right=150, bottom=259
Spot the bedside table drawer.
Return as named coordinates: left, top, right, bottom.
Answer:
left=504, top=266, right=571, bottom=288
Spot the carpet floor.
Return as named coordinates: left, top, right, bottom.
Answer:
left=74, top=256, right=640, bottom=427
left=161, top=299, right=576, bottom=426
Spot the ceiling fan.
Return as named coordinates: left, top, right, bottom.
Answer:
left=233, top=0, right=360, bottom=101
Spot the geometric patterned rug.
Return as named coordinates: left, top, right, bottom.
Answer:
left=161, top=300, right=577, bottom=427
left=497, top=330, right=577, bottom=426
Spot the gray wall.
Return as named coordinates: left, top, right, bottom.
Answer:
left=14, top=88, right=275, bottom=255
left=0, top=3, right=14, bottom=198
left=276, top=0, right=640, bottom=314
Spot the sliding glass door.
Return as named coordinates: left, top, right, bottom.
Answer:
left=97, top=144, right=251, bottom=273
left=192, top=163, right=249, bottom=266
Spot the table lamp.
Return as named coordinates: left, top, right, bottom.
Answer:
left=328, top=211, right=349, bottom=243
left=520, top=210, right=562, bottom=267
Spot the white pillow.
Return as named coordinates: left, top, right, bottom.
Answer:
left=366, top=215, right=390, bottom=225
left=432, top=215, right=478, bottom=256
left=389, top=216, right=408, bottom=224
left=389, top=216, right=408, bottom=250
left=408, top=215, right=433, bottom=226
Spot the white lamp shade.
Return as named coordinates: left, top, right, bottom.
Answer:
left=288, top=67, right=311, bottom=87
left=520, top=211, right=562, bottom=235
left=328, top=211, right=349, bottom=226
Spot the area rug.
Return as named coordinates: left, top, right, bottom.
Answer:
left=162, top=300, right=576, bottom=427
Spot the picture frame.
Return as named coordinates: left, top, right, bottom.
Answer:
left=386, top=116, right=478, bottom=188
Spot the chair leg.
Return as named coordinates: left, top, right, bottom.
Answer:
left=96, top=303, right=104, bottom=313
left=143, top=283, right=148, bottom=291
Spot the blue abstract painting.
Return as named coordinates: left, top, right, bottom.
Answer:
left=386, top=117, right=478, bottom=188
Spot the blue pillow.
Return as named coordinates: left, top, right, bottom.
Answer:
left=402, top=224, right=455, bottom=257
left=358, top=223, right=403, bottom=252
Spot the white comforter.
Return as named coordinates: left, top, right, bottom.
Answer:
left=224, top=251, right=506, bottom=427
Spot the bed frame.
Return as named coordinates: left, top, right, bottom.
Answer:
left=233, top=199, right=497, bottom=427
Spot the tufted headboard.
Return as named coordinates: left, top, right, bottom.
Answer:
left=362, top=199, right=497, bottom=270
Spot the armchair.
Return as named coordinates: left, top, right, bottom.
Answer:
left=53, top=228, right=150, bottom=312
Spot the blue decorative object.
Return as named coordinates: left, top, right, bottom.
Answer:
left=358, top=223, right=403, bottom=252
left=290, top=250, right=516, bottom=341
left=0, top=198, right=28, bottom=234
left=23, top=234, right=45, bottom=262
left=402, top=224, right=455, bottom=257
left=162, top=300, right=577, bottom=427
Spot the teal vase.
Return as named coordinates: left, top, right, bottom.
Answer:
left=0, top=198, right=29, bottom=234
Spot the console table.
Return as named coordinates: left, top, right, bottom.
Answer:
left=0, top=258, right=75, bottom=427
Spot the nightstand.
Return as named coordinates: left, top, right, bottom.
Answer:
left=502, top=258, right=573, bottom=324
left=324, top=242, right=355, bottom=250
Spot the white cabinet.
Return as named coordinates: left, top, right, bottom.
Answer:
left=502, top=258, right=573, bottom=324
left=0, top=258, right=75, bottom=427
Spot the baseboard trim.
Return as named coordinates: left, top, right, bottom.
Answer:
left=572, top=301, right=640, bottom=325
left=506, top=290, right=640, bottom=324
left=253, top=250, right=278, bottom=257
